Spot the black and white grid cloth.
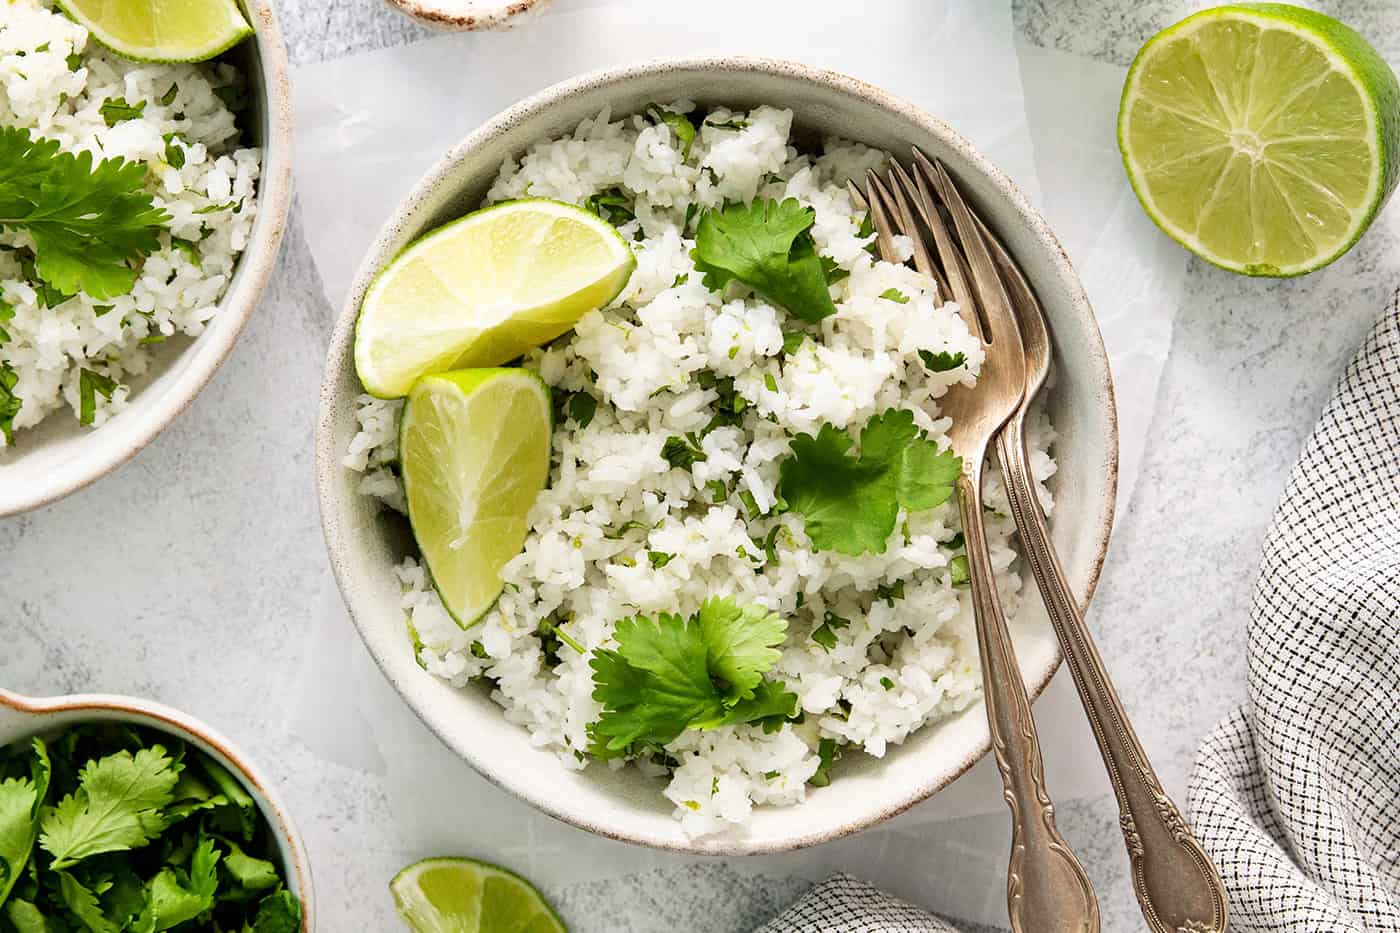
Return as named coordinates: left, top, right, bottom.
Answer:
left=1187, top=301, right=1400, bottom=930
left=761, top=305, right=1399, bottom=932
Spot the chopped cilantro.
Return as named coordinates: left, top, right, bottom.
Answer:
left=647, top=551, right=674, bottom=569
left=159, top=83, right=179, bottom=107
left=704, top=117, right=750, bottom=131
left=65, top=52, right=83, bottom=71
left=880, top=676, right=895, bottom=690
left=0, top=128, right=171, bottom=299
left=0, top=300, right=13, bottom=343
left=672, top=273, right=689, bottom=287
left=779, top=408, right=962, bottom=555
left=919, top=349, right=966, bottom=373
left=946, top=532, right=965, bottom=550
left=875, top=580, right=905, bottom=606
left=193, top=200, right=240, bottom=214
left=0, top=363, right=21, bottom=444
left=139, top=333, right=166, bottom=345
left=162, top=133, right=185, bottom=169
left=738, top=488, right=761, bottom=520
left=661, top=433, right=706, bottom=470
left=587, top=597, right=797, bottom=756
left=810, top=611, right=849, bottom=652
left=603, top=520, right=649, bottom=540
left=781, top=330, right=806, bottom=354
left=879, top=288, right=910, bottom=304
left=949, top=555, right=971, bottom=586
left=706, top=479, right=728, bottom=503
left=171, top=236, right=200, bottom=268
left=77, top=368, right=117, bottom=425
left=645, top=104, right=696, bottom=158
left=584, top=187, right=634, bottom=226
left=820, top=255, right=850, bottom=284
left=809, top=738, right=842, bottom=787
left=763, top=372, right=778, bottom=393
left=99, top=97, right=146, bottom=127
left=691, top=198, right=837, bottom=323
left=567, top=391, right=597, bottom=428
left=214, top=83, right=249, bottom=113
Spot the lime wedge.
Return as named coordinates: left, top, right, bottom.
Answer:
left=400, top=369, right=551, bottom=627
left=56, top=0, right=253, bottom=63
left=356, top=199, right=635, bottom=399
left=391, top=857, right=566, bottom=933
left=1119, top=4, right=1400, bottom=276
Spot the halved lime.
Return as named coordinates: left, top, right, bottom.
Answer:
left=1119, top=4, right=1400, bottom=276
left=356, top=199, right=635, bottom=399
left=400, top=369, right=551, bottom=627
left=56, top=0, right=253, bottom=63
left=391, top=857, right=566, bottom=933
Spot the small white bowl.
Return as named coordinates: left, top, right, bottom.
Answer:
left=316, top=57, right=1119, bottom=854
left=0, top=688, right=314, bottom=929
left=384, top=0, right=551, bottom=31
left=0, top=0, right=294, bottom=517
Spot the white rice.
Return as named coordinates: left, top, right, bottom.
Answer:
left=346, top=103, right=1058, bottom=837
left=0, top=0, right=261, bottom=445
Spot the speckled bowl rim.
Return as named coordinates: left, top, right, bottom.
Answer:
left=0, top=0, right=294, bottom=518
left=317, top=56, right=1119, bottom=855
left=384, top=0, right=548, bottom=31
left=0, top=688, right=314, bottom=929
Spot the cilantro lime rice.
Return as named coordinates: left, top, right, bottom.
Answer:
left=0, top=0, right=260, bottom=447
left=345, top=103, right=1058, bottom=837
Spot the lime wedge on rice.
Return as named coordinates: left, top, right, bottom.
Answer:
left=391, top=857, right=566, bottom=933
left=55, top=0, right=253, bottom=63
left=400, top=369, right=551, bottom=628
left=356, top=199, right=635, bottom=399
left=1118, top=4, right=1400, bottom=276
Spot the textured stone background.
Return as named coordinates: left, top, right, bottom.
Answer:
left=3, top=0, right=1399, bottom=929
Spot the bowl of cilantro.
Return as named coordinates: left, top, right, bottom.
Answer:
left=0, top=0, right=293, bottom=516
left=317, top=57, right=1117, bottom=853
left=0, top=687, right=312, bottom=930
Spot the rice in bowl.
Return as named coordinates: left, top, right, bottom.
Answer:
left=345, top=102, right=1057, bottom=838
left=0, top=0, right=260, bottom=447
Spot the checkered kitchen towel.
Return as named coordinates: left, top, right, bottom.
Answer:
left=762, top=307, right=1399, bottom=932
left=1186, top=301, right=1400, bottom=930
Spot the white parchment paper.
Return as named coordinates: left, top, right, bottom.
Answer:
left=290, top=2, right=1182, bottom=925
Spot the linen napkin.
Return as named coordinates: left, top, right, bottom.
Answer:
left=755, top=874, right=959, bottom=933
left=1187, top=300, right=1400, bottom=930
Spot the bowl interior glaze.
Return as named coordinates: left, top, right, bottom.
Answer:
left=317, top=58, right=1118, bottom=855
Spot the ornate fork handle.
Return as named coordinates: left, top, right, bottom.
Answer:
left=997, top=425, right=1228, bottom=933
left=957, top=458, right=1099, bottom=933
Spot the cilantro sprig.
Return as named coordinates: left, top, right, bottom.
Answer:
left=588, top=597, right=798, bottom=757
left=0, top=127, right=171, bottom=300
left=0, top=724, right=302, bottom=930
left=691, top=198, right=837, bottom=323
left=779, top=409, right=963, bottom=555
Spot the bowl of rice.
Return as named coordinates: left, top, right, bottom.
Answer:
left=0, top=0, right=293, bottom=516
left=317, top=58, right=1118, bottom=853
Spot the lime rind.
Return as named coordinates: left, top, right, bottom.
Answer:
left=1118, top=3, right=1400, bottom=277
left=354, top=198, right=635, bottom=399
left=55, top=0, right=253, bottom=64
left=390, top=856, right=566, bottom=933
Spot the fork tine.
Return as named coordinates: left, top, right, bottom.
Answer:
left=886, top=161, right=952, bottom=298
left=908, top=151, right=984, bottom=341
left=846, top=179, right=869, bottom=215
left=927, top=159, right=1021, bottom=353
left=861, top=170, right=903, bottom=264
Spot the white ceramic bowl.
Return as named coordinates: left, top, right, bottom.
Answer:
left=316, top=58, right=1119, bottom=854
left=0, top=0, right=294, bottom=517
left=384, top=0, right=551, bottom=31
left=0, top=688, right=314, bottom=929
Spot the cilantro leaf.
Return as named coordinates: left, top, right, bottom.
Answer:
left=222, top=839, right=280, bottom=892
left=0, top=128, right=171, bottom=299
left=39, top=746, right=180, bottom=870
left=692, top=198, right=836, bottom=323
left=779, top=409, right=962, bottom=555
left=661, top=433, right=706, bottom=471
left=4, top=899, right=48, bottom=933
left=919, top=349, right=966, bottom=373
left=694, top=598, right=786, bottom=702
left=566, top=392, right=597, bottom=428
left=0, top=739, right=49, bottom=906
left=646, top=104, right=696, bottom=159
left=879, top=288, right=909, bottom=303
left=250, top=889, right=302, bottom=933
left=58, top=871, right=119, bottom=933
left=0, top=300, right=14, bottom=344
left=78, top=368, right=117, bottom=426
left=583, top=187, right=633, bottom=226
left=589, top=599, right=794, bottom=756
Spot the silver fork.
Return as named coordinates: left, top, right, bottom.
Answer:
left=857, top=166, right=1099, bottom=933
left=900, top=148, right=1230, bottom=933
